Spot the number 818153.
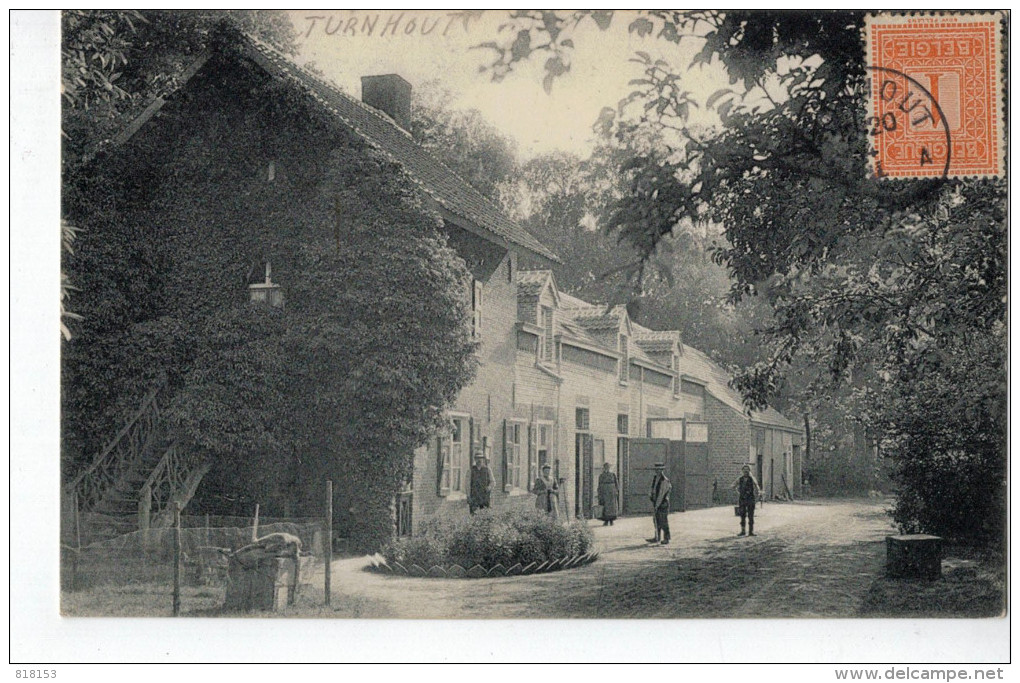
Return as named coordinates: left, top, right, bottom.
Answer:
left=15, top=671, right=56, bottom=678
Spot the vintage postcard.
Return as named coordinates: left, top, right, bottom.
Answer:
left=11, top=9, right=1009, bottom=666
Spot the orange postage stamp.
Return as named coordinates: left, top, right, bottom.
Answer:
left=865, top=12, right=1004, bottom=178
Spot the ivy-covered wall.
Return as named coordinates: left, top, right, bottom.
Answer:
left=63, top=48, right=478, bottom=551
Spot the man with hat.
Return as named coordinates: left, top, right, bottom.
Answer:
left=647, top=462, right=672, bottom=545
left=468, top=451, right=494, bottom=514
left=731, top=464, right=762, bottom=536
left=533, top=464, right=560, bottom=520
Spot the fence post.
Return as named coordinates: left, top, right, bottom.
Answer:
left=251, top=503, right=260, bottom=542
left=325, top=480, right=333, bottom=607
left=172, top=502, right=181, bottom=616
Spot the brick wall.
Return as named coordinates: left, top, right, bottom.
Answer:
left=412, top=238, right=534, bottom=530
left=705, top=393, right=751, bottom=504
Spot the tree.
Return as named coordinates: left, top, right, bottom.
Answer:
left=474, top=11, right=1007, bottom=544
left=62, top=10, right=297, bottom=168
left=409, top=81, right=519, bottom=201
left=61, top=11, right=299, bottom=340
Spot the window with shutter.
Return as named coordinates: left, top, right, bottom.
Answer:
left=450, top=417, right=466, bottom=492
left=502, top=420, right=511, bottom=492
left=437, top=436, right=451, bottom=496
left=527, top=425, right=536, bottom=492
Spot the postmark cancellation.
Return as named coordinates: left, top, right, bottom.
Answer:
left=865, top=12, right=1005, bottom=179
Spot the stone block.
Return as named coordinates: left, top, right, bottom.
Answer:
left=886, top=534, right=942, bottom=580
left=224, top=555, right=299, bottom=612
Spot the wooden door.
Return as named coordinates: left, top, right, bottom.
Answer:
left=575, top=433, right=594, bottom=518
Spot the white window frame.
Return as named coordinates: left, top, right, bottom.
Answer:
left=508, top=420, right=525, bottom=490
left=449, top=414, right=469, bottom=494
left=539, top=305, right=554, bottom=363
left=619, top=334, right=629, bottom=384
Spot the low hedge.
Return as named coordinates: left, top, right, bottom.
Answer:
left=382, top=507, right=594, bottom=569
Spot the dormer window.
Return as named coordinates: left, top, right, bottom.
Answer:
left=672, top=353, right=680, bottom=397
left=619, top=334, right=629, bottom=383
left=539, top=305, right=554, bottom=362
left=249, top=262, right=284, bottom=308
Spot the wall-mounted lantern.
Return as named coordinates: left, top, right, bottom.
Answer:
left=249, top=262, right=284, bottom=308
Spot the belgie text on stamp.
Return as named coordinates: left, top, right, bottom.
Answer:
left=865, top=12, right=1004, bottom=179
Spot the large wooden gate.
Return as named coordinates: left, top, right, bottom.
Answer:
left=623, top=423, right=712, bottom=514
left=622, top=438, right=670, bottom=514
left=683, top=422, right=712, bottom=509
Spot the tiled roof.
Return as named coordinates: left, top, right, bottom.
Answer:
left=112, top=28, right=559, bottom=263
left=680, top=345, right=800, bottom=430
left=633, top=328, right=681, bottom=354
left=525, top=287, right=800, bottom=430
left=236, top=35, right=560, bottom=262
left=517, top=270, right=552, bottom=298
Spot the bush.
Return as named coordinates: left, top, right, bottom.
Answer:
left=382, top=508, right=594, bottom=568
left=892, top=448, right=1005, bottom=548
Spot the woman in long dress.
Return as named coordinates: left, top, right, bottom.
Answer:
left=534, top=464, right=559, bottom=521
left=597, top=462, right=620, bottom=525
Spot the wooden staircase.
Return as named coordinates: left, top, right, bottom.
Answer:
left=65, top=383, right=210, bottom=546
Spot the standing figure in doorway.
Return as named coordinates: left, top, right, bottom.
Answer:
left=732, top=464, right=762, bottom=536
left=597, top=463, right=620, bottom=526
left=647, top=462, right=672, bottom=545
left=533, top=464, right=560, bottom=520
left=468, top=453, right=494, bottom=514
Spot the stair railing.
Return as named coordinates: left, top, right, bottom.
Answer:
left=140, top=441, right=211, bottom=529
left=67, top=380, right=165, bottom=514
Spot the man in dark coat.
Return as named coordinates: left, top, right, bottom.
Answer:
left=647, top=462, right=672, bottom=545
left=468, top=453, right=494, bottom=514
left=732, top=464, right=762, bottom=536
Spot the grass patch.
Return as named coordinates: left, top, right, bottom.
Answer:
left=860, top=545, right=1005, bottom=617
left=62, top=579, right=390, bottom=618
left=61, top=582, right=224, bottom=617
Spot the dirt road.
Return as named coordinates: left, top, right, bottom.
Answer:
left=325, top=498, right=905, bottom=618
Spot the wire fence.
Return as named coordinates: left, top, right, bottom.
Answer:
left=61, top=517, right=327, bottom=615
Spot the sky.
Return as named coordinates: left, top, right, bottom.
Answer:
left=290, top=10, right=729, bottom=160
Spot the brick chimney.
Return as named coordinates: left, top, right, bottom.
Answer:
left=361, top=74, right=412, bottom=131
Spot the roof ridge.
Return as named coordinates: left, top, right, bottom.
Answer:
left=229, top=32, right=559, bottom=262
left=243, top=33, right=415, bottom=139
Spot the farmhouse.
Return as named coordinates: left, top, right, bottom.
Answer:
left=63, top=25, right=801, bottom=546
